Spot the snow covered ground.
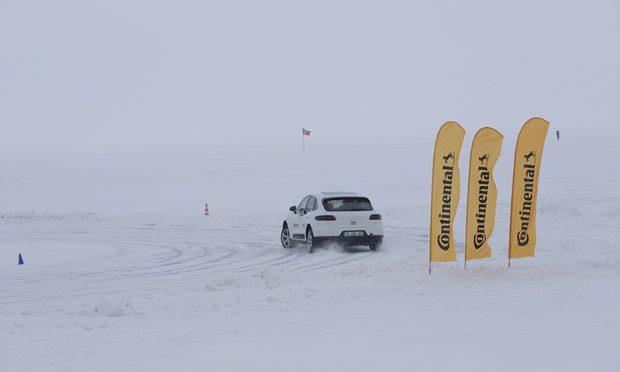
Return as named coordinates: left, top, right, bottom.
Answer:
left=2, top=132, right=620, bottom=372
left=2, top=0, right=619, bottom=370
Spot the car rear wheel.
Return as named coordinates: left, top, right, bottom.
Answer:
left=369, top=239, right=383, bottom=252
left=306, top=227, right=315, bottom=253
left=281, top=224, right=294, bottom=248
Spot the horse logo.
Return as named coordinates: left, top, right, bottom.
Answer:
left=478, top=154, right=489, bottom=165
left=443, top=152, right=455, bottom=164
left=524, top=151, right=536, bottom=163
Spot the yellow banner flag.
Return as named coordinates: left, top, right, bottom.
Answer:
left=465, top=127, right=503, bottom=262
left=509, top=117, right=550, bottom=259
left=430, top=121, right=466, bottom=263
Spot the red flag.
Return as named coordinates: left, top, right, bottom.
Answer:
left=302, top=128, right=311, bottom=136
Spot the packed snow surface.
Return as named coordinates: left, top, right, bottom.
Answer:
left=2, top=134, right=620, bottom=372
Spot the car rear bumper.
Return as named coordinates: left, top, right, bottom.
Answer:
left=312, top=223, right=383, bottom=237
left=340, top=233, right=383, bottom=246
left=316, top=232, right=383, bottom=246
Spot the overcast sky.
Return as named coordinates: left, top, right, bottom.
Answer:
left=1, top=0, right=619, bottom=150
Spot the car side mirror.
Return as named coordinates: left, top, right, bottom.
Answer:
left=290, top=206, right=297, bottom=213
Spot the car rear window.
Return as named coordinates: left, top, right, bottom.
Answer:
left=322, top=197, right=373, bottom=212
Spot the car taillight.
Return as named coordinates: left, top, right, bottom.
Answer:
left=315, top=215, right=337, bottom=221
left=369, top=214, right=382, bottom=220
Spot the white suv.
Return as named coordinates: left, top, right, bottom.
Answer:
left=280, top=192, right=384, bottom=253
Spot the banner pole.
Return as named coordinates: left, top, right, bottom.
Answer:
left=303, top=134, right=305, bottom=152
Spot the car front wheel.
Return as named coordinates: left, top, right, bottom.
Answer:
left=281, top=224, right=294, bottom=248
left=306, top=227, right=315, bottom=253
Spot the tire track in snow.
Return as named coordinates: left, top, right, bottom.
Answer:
left=1, top=221, right=395, bottom=306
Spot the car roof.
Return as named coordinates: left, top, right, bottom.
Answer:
left=317, top=191, right=364, bottom=198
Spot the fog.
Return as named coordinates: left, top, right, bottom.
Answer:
left=2, top=0, right=619, bottom=150
left=0, top=0, right=618, bottom=213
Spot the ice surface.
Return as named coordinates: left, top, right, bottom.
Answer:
left=2, top=132, right=620, bottom=372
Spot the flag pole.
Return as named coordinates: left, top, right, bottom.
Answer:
left=303, top=132, right=305, bottom=152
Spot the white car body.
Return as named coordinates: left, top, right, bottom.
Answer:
left=280, top=192, right=384, bottom=252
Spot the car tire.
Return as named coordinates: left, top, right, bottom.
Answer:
left=369, top=242, right=381, bottom=252
left=281, top=223, right=295, bottom=249
left=306, top=227, right=315, bottom=254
